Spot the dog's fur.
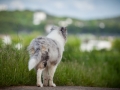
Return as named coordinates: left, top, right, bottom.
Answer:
left=27, top=26, right=67, bottom=87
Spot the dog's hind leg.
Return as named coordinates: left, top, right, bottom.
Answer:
left=36, top=61, right=46, bottom=87
left=43, top=67, right=49, bottom=86
left=48, top=65, right=57, bottom=87
left=37, top=68, right=43, bottom=87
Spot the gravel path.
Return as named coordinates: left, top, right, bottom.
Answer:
left=0, top=86, right=119, bottom=90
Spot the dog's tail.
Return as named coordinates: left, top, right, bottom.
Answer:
left=28, top=41, right=41, bottom=71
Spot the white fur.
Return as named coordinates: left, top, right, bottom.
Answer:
left=28, top=58, right=37, bottom=71
left=47, top=30, right=64, bottom=53
left=48, top=66, right=57, bottom=87
left=37, top=69, right=43, bottom=87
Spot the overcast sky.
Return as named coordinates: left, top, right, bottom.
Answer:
left=0, top=0, right=120, bottom=20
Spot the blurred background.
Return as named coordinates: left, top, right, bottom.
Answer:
left=0, top=0, right=120, bottom=88
left=0, top=0, right=120, bottom=51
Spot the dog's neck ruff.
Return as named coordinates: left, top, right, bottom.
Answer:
left=47, top=30, right=65, bottom=52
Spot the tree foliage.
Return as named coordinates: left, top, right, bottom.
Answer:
left=0, top=11, right=120, bottom=35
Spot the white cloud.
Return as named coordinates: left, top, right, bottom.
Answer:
left=10, top=0, right=24, bottom=11
left=53, top=1, right=65, bottom=9
left=74, top=1, right=95, bottom=11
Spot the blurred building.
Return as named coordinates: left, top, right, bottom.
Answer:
left=58, top=18, right=73, bottom=27
left=80, top=40, right=112, bottom=52
left=33, top=12, right=47, bottom=25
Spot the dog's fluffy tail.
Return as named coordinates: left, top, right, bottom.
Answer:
left=28, top=49, right=41, bottom=71
left=28, top=42, right=41, bottom=71
left=28, top=58, right=37, bottom=71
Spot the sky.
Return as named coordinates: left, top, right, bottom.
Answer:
left=0, top=0, right=120, bottom=20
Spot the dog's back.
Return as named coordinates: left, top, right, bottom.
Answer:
left=28, top=37, right=61, bottom=70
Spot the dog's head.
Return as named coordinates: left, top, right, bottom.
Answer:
left=50, top=26, right=67, bottom=42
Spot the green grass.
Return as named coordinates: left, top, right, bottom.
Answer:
left=0, top=35, right=120, bottom=88
left=58, top=52, right=120, bottom=87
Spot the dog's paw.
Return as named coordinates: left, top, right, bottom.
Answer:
left=49, top=83, right=56, bottom=87
left=37, top=83, right=43, bottom=87
left=43, top=79, right=48, bottom=87
left=43, top=84, right=48, bottom=87
left=43, top=83, right=48, bottom=87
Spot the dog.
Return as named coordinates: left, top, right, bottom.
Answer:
left=27, top=26, right=67, bottom=87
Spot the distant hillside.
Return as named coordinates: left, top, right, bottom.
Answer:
left=0, top=10, right=120, bottom=35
